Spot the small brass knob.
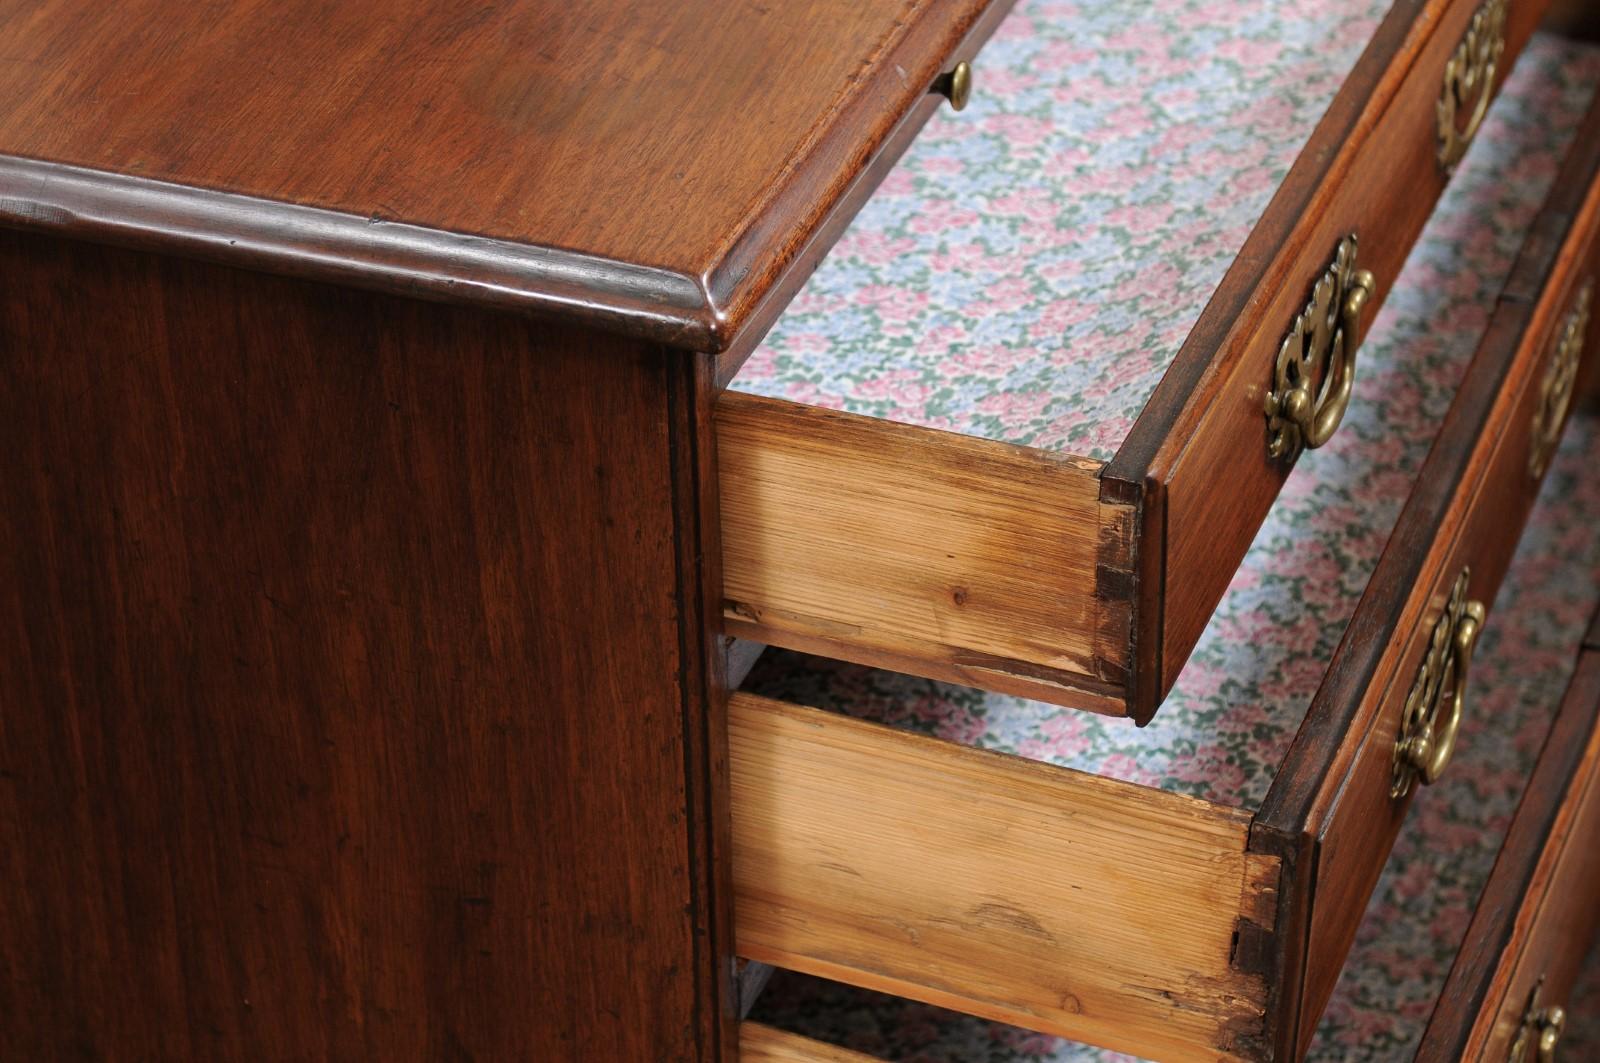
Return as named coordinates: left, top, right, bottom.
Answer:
left=934, top=61, right=973, bottom=111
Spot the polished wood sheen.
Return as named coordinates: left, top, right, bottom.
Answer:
left=0, top=231, right=732, bottom=1060
left=0, top=0, right=1009, bottom=349
left=1415, top=632, right=1600, bottom=1062
left=1253, top=92, right=1600, bottom=1060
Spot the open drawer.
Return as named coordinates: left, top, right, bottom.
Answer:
left=737, top=600, right=1600, bottom=1062
left=728, top=70, right=1600, bottom=1062
left=719, top=0, right=1557, bottom=720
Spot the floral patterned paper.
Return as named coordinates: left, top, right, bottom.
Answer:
left=734, top=0, right=1391, bottom=460
left=746, top=411, right=1600, bottom=1061
left=745, top=36, right=1600, bottom=810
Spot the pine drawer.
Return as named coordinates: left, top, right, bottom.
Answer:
left=718, top=0, right=1554, bottom=720
left=728, top=84, right=1600, bottom=1062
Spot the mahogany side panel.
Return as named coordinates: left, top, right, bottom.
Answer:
left=0, top=232, right=733, bottom=1060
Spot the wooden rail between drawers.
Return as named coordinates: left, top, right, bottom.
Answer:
left=729, top=693, right=1280, bottom=1062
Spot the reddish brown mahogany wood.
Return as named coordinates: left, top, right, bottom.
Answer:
left=1106, top=0, right=1551, bottom=719
left=0, top=0, right=1005, bottom=351
left=1252, top=93, right=1600, bottom=1061
left=0, top=231, right=733, bottom=1060
left=1414, top=636, right=1600, bottom=1062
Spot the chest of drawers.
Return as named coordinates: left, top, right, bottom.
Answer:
left=1, top=1, right=1596, bottom=1061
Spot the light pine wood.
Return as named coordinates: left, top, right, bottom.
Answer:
left=729, top=693, right=1278, bottom=1062
left=718, top=392, right=1135, bottom=716
left=741, top=1024, right=883, bottom=1063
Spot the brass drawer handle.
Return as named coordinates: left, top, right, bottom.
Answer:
left=932, top=60, right=973, bottom=111
left=1438, top=0, right=1508, bottom=171
left=1265, top=234, right=1376, bottom=460
left=1529, top=279, right=1593, bottom=479
left=1510, top=977, right=1567, bottom=1062
left=1393, top=568, right=1486, bottom=798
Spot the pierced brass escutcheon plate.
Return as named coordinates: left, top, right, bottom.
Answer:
left=1264, top=234, right=1375, bottom=461
left=1529, top=278, right=1593, bottom=479
left=1437, top=0, right=1508, bottom=171
left=1393, top=568, right=1486, bottom=799
left=1509, top=976, right=1566, bottom=1063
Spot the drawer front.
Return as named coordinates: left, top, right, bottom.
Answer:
left=1254, top=99, right=1600, bottom=1060
left=1416, top=624, right=1600, bottom=1062
left=1117, top=0, right=1554, bottom=717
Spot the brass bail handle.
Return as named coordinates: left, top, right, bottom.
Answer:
left=932, top=60, right=973, bottom=111
left=1265, top=234, right=1377, bottom=461
left=1393, top=569, right=1487, bottom=798
left=1510, top=978, right=1567, bottom=1062
left=1438, top=0, right=1508, bottom=171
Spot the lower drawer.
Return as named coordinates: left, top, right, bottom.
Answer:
left=737, top=601, right=1600, bottom=1061
left=730, top=92, right=1600, bottom=1062
left=1415, top=614, right=1600, bottom=1061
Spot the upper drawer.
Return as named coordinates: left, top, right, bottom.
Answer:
left=718, top=0, right=1557, bottom=720
left=729, top=74, right=1600, bottom=1062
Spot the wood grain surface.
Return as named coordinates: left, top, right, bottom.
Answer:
left=0, top=0, right=1012, bottom=349
left=1253, top=91, right=1600, bottom=1061
left=730, top=694, right=1277, bottom=1062
left=719, top=392, right=1135, bottom=715
left=1108, top=0, right=1551, bottom=719
left=0, top=230, right=734, bottom=1060
left=742, top=1023, right=883, bottom=1063
left=1415, top=637, right=1600, bottom=1062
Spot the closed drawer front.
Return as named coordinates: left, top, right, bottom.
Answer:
left=1415, top=614, right=1600, bottom=1062
left=720, top=0, right=1557, bottom=721
left=730, top=85, right=1600, bottom=1062
left=1263, top=91, right=1600, bottom=1058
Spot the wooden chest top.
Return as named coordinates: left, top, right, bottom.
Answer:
left=0, top=0, right=997, bottom=347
